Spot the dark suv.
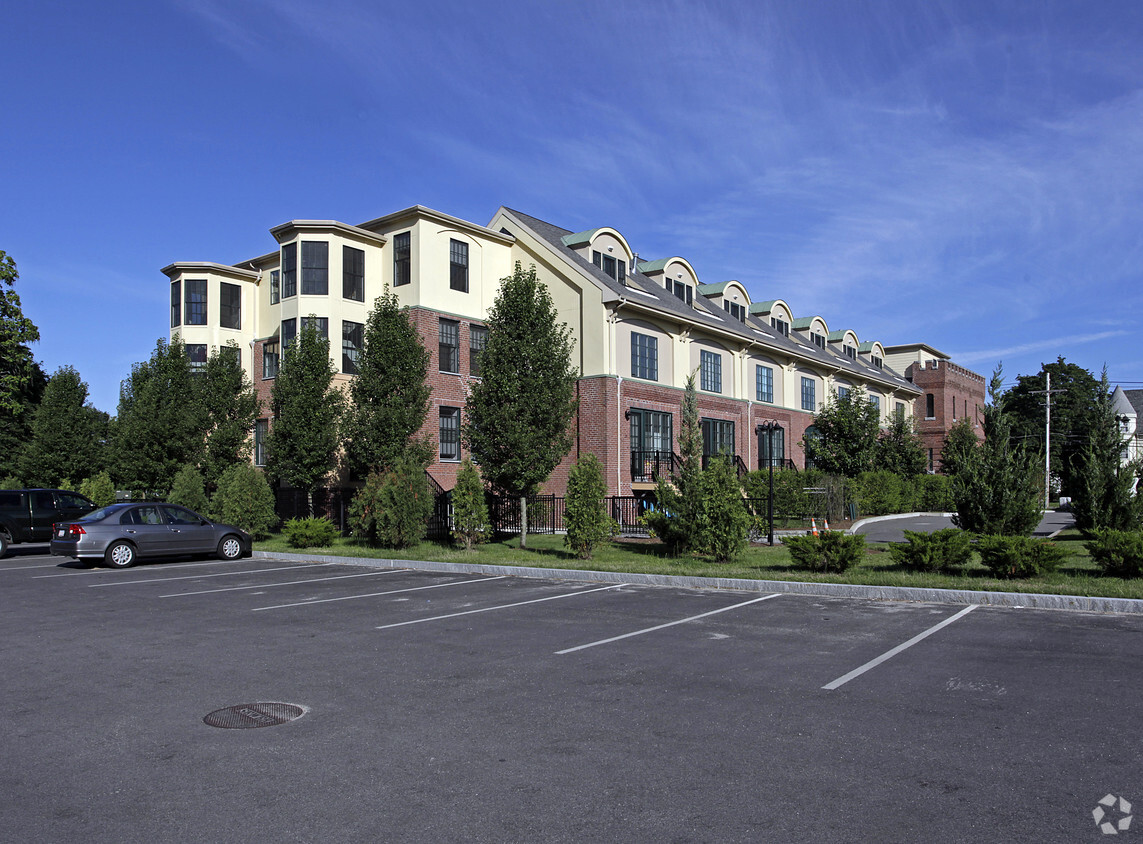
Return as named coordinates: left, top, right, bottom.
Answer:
left=0, top=489, right=95, bottom=557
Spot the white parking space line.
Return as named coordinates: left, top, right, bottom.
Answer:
left=34, top=559, right=252, bottom=579
left=88, top=563, right=332, bottom=588
left=375, top=583, right=625, bottom=630
left=555, top=593, right=783, bottom=655
left=159, top=569, right=407, bottom=598
left=1, top=562, right=73, bottom=571
left=822, top=604, right=979, bottom=691
left=253, top=576, right=507, bottom=611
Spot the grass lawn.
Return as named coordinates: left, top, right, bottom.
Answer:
left=253, top=528, right=1143, bottom=601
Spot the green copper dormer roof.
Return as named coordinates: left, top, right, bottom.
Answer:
left=697, top=281, right=731, bottom=296
left=828, top=330, right=858, bottom=342
left=560, top=229, right=601, bottom=248
left=792, top=316, right=818, bottom=330
left=858, top=341, right=881, bottom=353
left=750, top=300, right=777, bottom=315
left=636, top=257, right=671, bottom=274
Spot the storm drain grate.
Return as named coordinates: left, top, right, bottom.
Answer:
left=203, top=702, right=307, bottom=729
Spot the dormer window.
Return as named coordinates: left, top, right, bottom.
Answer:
left=811, top=333, right=826, bottom=349
left=844, top=345, right=857, bottom=360
left=724, top=301, right=746, bottom=322
left=667, top=279, right=693, bottom=304
left=771, top=318, right=789, bottom=336
left=593, top=250, right=626, bottom=283
left=872, top=355, right=883, bottom=369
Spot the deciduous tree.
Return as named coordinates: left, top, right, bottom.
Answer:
left=803, top=387, right=880, bottom=477
left=20, top=366, right=107, bottom=488
left=0, top=251, right=47, bottom=478
left=199, top=344, right=260, bottom=489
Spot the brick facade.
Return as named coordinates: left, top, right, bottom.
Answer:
left=907, top=360, right=986, bottom=471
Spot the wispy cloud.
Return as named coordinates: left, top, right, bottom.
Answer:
left=951, top=330, right=1130, bottom=365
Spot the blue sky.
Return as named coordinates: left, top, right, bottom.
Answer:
left=4, top=0, right=1142, bottom=414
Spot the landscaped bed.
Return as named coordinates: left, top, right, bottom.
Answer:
left=252, top=529, right=1143, bottom=601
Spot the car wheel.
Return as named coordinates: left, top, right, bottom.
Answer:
left=218, top=535, right=243, bottom=561
left=0, top=532, right=9, bottom=559
left=104, top=541, right=137, bottom=569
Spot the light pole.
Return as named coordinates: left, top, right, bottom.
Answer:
left=757, top=421, right=782, bottom=546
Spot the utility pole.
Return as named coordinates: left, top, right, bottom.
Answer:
left=1031, top=371, right=1064, bottom=510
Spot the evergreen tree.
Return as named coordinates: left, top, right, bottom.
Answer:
left=264, top=320, right=344, bottom=509
left=451, top=457, right=490, bottom=551
left=699, top=455, right=751, bottom=563
left=111, top=338, right=204, bottom=496
left=168, top=463, right=210, bottom=514
left=951, top=366, right=1042, bottom=536
left=349, top=456, right=433, bottom=548
left=344, top=289, right=432, bottom=476
left=462, top=262, right=578, bottom=548
left=199, top=344, right=260, bottom=489
left=0, top=251, right=47, bottom=479
left=564, top=453, right=616, bottom=559
left=877, top=411, right=927, bottom=478
left=20, top=366, right=107, bottom=487
left=1071, top=370, right=1143, bottom=533
left=803, top=387, right=880, bottom=477
left=644, top=372, right=707, bottom=554
left=939, top=417, right=979, bottom=476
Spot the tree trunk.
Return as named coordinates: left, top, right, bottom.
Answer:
left=520, top=494, right=528, bottom=549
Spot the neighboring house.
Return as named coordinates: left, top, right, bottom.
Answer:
left=166, top=204, right=938, bottom=497
left=883, top=344, right=987, bottom=472
left=1112, top=386, right=1143, bottom=467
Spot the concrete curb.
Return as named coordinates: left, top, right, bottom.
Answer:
left=252, top=550, right=1143, bottom=615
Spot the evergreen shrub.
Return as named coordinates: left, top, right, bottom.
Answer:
left=283, top=516, right=339, bottom=548
left=976, top=535, right=1066, bottom=579
left=853, top=470, right=905, bottom=516
left=451, top=458, right=490, bottom=551
left=211, top=463, right=277, bottom=539
left=700, top=456, right=751, bottom=562
left=913, top=474, right=954, bottom=512
left=887, top=528, right=973, bottom=574
left=349, top=459, right=433, bottom=548
left=564, top=454, right=617, bottom=560
left=783, top=531, right=866, bottom=573
left=1084, top=530, right=1143, bottom=578
left=168, top=464, right=209, bottom=514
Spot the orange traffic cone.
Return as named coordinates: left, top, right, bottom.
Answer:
left=823, top=518, right=830, bottom=532
left=811, top=517, right=819, bottom=536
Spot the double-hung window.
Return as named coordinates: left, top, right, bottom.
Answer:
left=869, top=394, right=881, bottom=415
left=262, top=340, right=280, bottom=379
left=220, top=282, right=241, bottom=330
left=254, top=420, right=268, bottom=467
left=771, top=317, right=789, bottom=337
left=700, top=350, right=721, bottom=393
left=185, top=280, right=207, bottom=325
left=343, top=246, right=364, bottom=301
left=667, top=279, right=693, bottom=304
left=756, top=365, right=774, bottom=403
left=811, top=333, right=826, bottom=349
left=281, top=243, right=297, bottom=298
left=469, top=325, right=487, bottom=377
left=439, top=407, right=460, bottom=461
left=801, top=377, right=816, bottom=411
left=449, top=239, right=468, bottom=292
left=844, top=345, right=857, bottom=360
left=281, top=318, right=297, bottom=350
left=342, top=321, right=364, bottom=375
left=187, top=344, right=207, bottom=374
left=170, top=281, right=181, bottom=327
left=631, top=333, right=657, bottom=381
left=837, top=386, right=850, bottom=400
left=439, top=319, right=459, bottom=373
left=724, top=301, right=745, bottom=322
left=393, top=232, right=411, bottom=286
left=301, top=242, right=328, bottom=295
left=302, top=316, right=328, bottom=338
left=270, top=270, right=280, bottom=305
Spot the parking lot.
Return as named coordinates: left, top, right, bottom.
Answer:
left=3, top=546, right=1141, bottom=842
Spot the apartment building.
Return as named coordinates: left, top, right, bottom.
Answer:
left=164, top=204, right=969, bottom=497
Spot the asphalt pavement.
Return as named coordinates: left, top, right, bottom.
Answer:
left=1, top=545, right=1138, bottom=843
left=853, top=510, right=1076, bottom=542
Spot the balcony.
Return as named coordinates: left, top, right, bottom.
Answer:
left=631, top=450, right=679, bottom=483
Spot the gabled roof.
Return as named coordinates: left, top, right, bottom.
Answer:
left=495, top=207, right=919, bottom=396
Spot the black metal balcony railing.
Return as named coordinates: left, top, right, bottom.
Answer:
left=630, top=450, right=679, bottom=483
left=757, top=458, right=797, bottom=471
left=701, top=453, right=750, bottom=479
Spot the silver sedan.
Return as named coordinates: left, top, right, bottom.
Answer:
left=50, top=502, right=252, bottom=568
